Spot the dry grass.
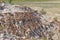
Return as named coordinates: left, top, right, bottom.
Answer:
left=30, top=7, right=60, bottom=21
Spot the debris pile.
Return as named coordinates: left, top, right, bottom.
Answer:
left=0, top=2, right=60, bottom=40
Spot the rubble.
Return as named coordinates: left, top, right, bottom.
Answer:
left=0, top=2, right=60, bottom=40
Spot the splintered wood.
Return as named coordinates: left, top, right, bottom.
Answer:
left=2, top=11, right=41, bottom=36
left=0, top=3, right=60, bottom=40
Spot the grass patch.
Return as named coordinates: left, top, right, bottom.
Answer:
left=0, top=25, right=3, bottom=30
left=42, top=37, right=47, bottom=40
left=4, top=0, right=52, bottom=4
left=3, top=0, right=60, bottom=8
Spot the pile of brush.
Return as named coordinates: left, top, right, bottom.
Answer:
left=0, top=2, right=60, bottom=40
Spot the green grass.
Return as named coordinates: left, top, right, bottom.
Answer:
left=4, top=0, right=49, bottom=2
left=41, top=37, right=47, bottom=40
left=4, top=0, right=57, bottom=3
left=3, top=0, right=60, bottom=8
left=0, top=25, right=3, bottom=30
